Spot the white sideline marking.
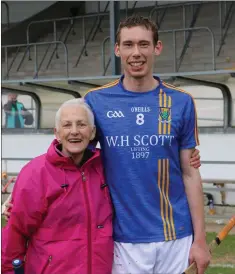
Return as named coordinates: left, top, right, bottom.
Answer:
left=210, top=264, right=235, bottom=268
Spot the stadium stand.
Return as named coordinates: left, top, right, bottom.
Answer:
left=1, top=1, right=235, bottom=79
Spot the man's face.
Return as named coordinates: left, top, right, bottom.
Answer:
left=8, top=94, right=18, bottom=102
left=115, top=26, right=162, bottom=78
left=54, top=105, right=96, bottom=157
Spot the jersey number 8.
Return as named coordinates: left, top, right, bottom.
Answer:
left=136, top=113, right=144, bottom=125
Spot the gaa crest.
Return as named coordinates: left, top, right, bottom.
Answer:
left=159, top=107, right=171, bottom=123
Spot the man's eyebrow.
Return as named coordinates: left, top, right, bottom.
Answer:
left=122, top=40, right=133, bottom=43
left=139, top=40, right=150, bottom=43
left=122, top=40, right=151, bottom=43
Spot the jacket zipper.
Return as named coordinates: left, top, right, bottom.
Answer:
left=81, top=171, right=92, bottom=274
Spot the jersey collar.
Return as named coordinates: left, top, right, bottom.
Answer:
left=118, top=74, right=163, bottom=94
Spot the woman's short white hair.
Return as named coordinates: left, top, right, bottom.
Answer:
left=55, top=98, right=95, bottom=130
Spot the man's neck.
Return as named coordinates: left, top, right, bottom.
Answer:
left=123, top=74, right=159, bottom=92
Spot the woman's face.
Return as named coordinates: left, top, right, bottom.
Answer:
left=54, top=105, right=96, bottom=158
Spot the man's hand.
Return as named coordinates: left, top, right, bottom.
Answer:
left=189, top=240, right=211, bottom=274
left=190, top=148, right=201, bottom=168
left=3, top=201, right=13, bottom=221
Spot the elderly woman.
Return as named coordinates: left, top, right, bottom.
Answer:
left=1, top=99, right=113, bottom=274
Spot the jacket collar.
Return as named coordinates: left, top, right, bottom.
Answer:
left=46, top=139, right=100, bottom=170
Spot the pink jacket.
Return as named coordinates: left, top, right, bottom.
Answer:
left=2, top=140, right=113, bottom=274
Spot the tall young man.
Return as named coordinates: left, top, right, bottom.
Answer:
left=84, top=15, right=210, bottom=274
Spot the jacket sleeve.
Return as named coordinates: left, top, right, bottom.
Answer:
left=19, top=103, right=34, bottom=126
left=1, top=162, right=47, bottom=273
left=3, top=101, right=13, bottom=113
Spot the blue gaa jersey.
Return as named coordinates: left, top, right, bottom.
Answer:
left=84, top=76, right=199, bottom=243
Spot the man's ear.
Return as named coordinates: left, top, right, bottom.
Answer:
left=154, top=40, right=163, bottom=56
left=115, top=43, right=120, bottom=57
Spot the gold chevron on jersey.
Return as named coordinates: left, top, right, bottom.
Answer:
left=158, top=159, right=176, bottom=241
left=84, top=79, right=119, bottom=97
left=162, top=82, right=199, bottom=145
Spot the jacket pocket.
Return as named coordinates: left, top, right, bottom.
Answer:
left=41, top=255, right=52, bottom=274
left=101, top=182, right=112, bottom=205
left=96, top=222, right=113, bottom=238
left=93, top=224, right=114, bottom=274
left=25, top=254, right=52, bottom=274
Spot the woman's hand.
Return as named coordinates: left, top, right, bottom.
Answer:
left=3, top=201, right=13, bottom=221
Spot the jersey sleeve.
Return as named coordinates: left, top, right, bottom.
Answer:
left=179, top=95, right=200, bottom=149
left=84, top=92, right=92, bottom=109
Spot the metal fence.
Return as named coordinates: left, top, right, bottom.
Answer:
left=2, top=41, right=69, bottom=80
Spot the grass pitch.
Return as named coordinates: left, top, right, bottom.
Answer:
left=206, top=232, right=235, bottom=274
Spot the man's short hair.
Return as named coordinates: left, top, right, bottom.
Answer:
left=116, top=14, right=159, bottom=46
